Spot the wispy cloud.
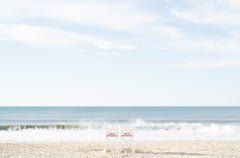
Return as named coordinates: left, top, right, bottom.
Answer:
left=145, top=36, right=240, bottom=69
left=171, top=0, right=240, bottom=26
left=174, top=38, right=240, bottom=54
left=0, top=24, right=134, bottom=50
left=0, top=0, right=158, bottom=32
left=1, top=0, right=239, bottom=69
left=0, top=0, right=162, bottom=50
left=142, top=0, right=240, bottom=69
left=146, top=56, right=240, bottom=69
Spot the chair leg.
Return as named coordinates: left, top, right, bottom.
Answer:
left=120, top=140, right=134, bottom=153
left=105, top=143, right=108, bottom=152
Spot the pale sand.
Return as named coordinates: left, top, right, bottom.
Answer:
left=1, top=142, right=240, bottom=158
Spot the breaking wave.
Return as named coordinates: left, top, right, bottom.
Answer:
left=0, top=119, right=240, bottom=143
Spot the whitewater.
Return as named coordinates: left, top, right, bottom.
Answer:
left=0, top=107, right=240, bottom=143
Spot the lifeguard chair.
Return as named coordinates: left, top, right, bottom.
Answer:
left=105, top=127, right=119, bottom=152
left=120, top=126, right=134, bottom=153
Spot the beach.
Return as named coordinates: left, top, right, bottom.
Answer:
left=1, top=142, right=240, bottom=158
left=1, top=107, right=240, bottom=157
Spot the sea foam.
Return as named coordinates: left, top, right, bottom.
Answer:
left=0, top=119, right=240, bottom=143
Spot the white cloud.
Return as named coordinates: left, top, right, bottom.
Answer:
left=96, top=52, right=124, bottom=56
left=178, top=57, right=240, bottom=69
left=146, top=56, right=240, bottom=69
left=231, top=30, right=240, bottom=39
left=187, top=57, right=240, bottom=69
left=0, top=0, right=185, bottom=50
left=143, top=34, right=240, bottom=68
left=0, top=24, right=134, bottom=50
left=174, top=38, right=240, bottom=54
left=0, top=0, right=185, bottom=39
left=171, top=0, right=240, bottom=26
left=147, top=25, right=184, bottom=39
left=0, top=0, right=158, bottom=32
left=0, top=0, right=239, bottom=69
left=145, top=36, right=240, bottom=69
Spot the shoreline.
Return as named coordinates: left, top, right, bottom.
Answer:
left=1, top=142, right=240, bottom=158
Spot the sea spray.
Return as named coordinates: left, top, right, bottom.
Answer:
left=1, top=119, right=240, bottom=143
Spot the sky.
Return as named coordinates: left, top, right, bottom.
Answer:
left=0, top=0, right=240, bottom=106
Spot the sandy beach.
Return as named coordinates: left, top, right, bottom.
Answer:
left=0, top=142, right=240, bottom=158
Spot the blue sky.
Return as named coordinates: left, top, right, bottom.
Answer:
left=0, top=0, right=240, bottom=106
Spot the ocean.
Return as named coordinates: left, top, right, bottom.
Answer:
left=0, top=106, right=240, bottom=143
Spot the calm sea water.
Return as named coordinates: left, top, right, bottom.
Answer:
left=0, top=106, right=240, bottom=143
